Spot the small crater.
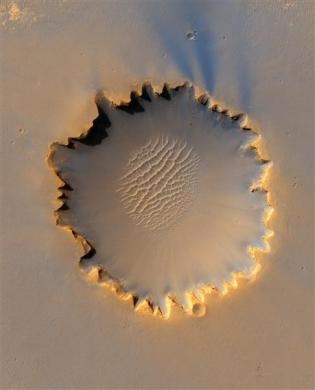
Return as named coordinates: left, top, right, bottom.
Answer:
left=192, top=302, right=206, bottom=317
left=186, top=30, right=198, bottom=40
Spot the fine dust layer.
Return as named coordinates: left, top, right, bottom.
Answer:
left=49, top=82, right=272, bottom=318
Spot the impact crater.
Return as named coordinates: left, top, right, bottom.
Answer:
left=48, top=82, right=273, bottom=319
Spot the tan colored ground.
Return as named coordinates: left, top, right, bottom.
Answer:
left=0, top=0, right=314, bottom=389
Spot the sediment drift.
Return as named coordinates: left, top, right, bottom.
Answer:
left=49, top=82, right=273, bottom=318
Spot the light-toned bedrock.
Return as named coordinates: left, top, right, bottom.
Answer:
left=49, top=82, right=273, bottom=319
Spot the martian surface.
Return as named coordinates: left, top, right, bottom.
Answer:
left=1, top=0, right=314, bottom=389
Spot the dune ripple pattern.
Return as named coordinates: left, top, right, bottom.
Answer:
left=117, top=137, right=200, bottom=231
left=48, top=82, right=273, bottom=319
